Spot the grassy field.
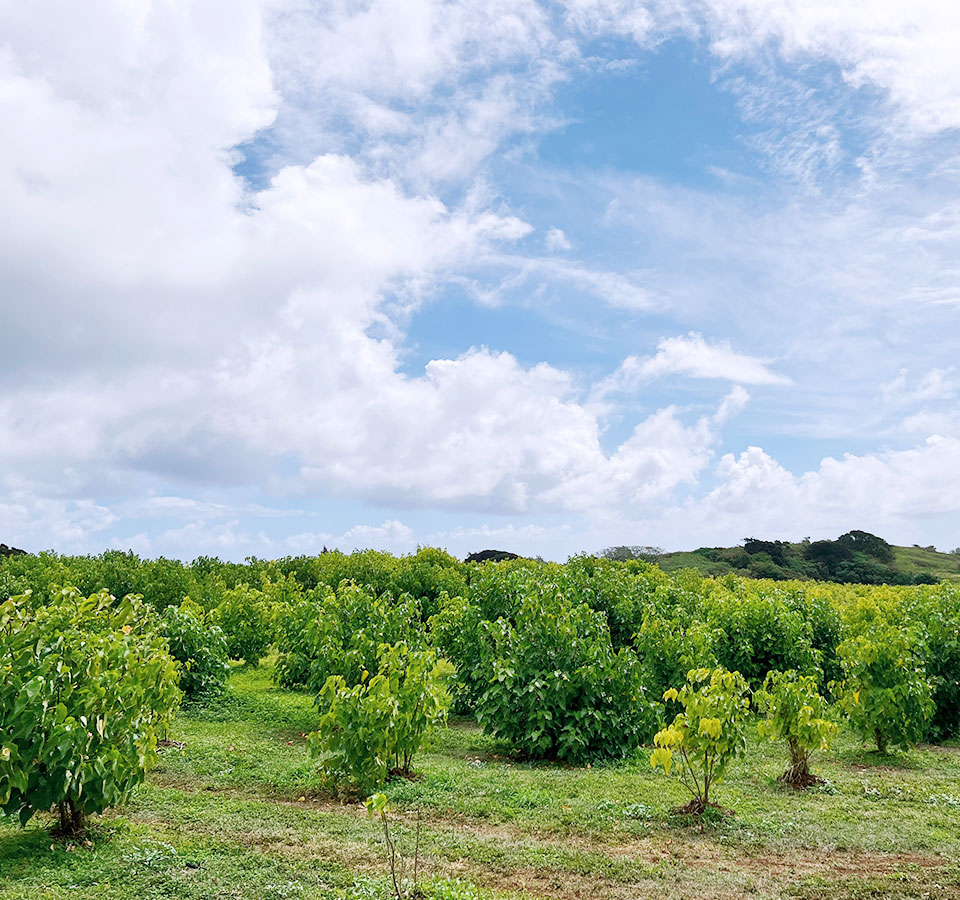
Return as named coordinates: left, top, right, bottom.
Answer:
left=891, top=546, right=960, bottom=582
left=3, top=664, right=959, bottom=900
left=656, top=543, right=960, bottom=582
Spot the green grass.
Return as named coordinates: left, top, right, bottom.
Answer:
left=655, top=542, right=960, bottom=582
left=655, top=549, right=734, bottom=577
left=892, top=545, right=960, bottom=582
left=3, top=665, right=960, bottom=899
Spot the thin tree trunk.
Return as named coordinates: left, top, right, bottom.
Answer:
left=875, top=728, right=888, bottom=754
left=56, top=798, right=87, bottom=836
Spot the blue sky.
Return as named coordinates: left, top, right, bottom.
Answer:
left=1, top=0, right=959, bottom=560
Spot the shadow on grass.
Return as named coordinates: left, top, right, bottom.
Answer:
left=838, top=747, right=926, bottom=770
left=0, top=818, right=126, bottom=881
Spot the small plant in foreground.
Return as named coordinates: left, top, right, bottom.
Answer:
left=650, top=667, right=750, bottom=815
left=364, top=792, right=422, bottom=900
left=754, top=669, right=837, bottom=788
left=309, top=642, right=454, bottom=792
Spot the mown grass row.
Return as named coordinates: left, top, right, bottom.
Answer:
left=4, top=665, right=959, bottom=900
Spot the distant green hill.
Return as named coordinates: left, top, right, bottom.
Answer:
left=606, top=532, right=960, bottom=585
left=889, top=544, right=960, bottom=583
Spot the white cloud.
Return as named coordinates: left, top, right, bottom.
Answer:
left=338, top=520, right=415, bottom=550
left=596, top=333, right=789, bottom=398
left=269, top=0, right=554, bottom=104
left=564, top=0, right=960, bottom=139
left=430, top=522, right=548, bottom=542
left=103, top=518, right=415, bottom=560
left=2, top=0, right=960, bottom=560
left=698, top=0, right=960, bottom=138
left=265, top=0, right=566, bottom=183
left=562, top=0, right=693, bottom=45
left=881, top=368, right=957, bottom=405
left=545, top=226, right=572, bottom=251
left=0, top=475, right=119, bottom=550
left=455, top=254, right=654, bottom=309
left=561, top=434, right=960, bottom=554
left=541, top=387, right=748, bottom=512
left=0, top=335, right=755, bottom=543
left=705, top=436, right=960, bottom=535
left=587, top=164, right=960, bottom=450
left=898, top=411, right=960, bottom=438
left=518, top=257, right=655, bottom=308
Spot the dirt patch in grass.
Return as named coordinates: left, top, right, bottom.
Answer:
left=128, top=794, right=952, bottom=900
left=603, top=838, right=947, bottom=872
left=729, top=849, right=945, bottom=877
left=924, top=744, right=960, bottom=755
left=444, top=849, right=952, bottom=900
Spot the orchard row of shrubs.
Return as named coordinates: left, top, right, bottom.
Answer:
left=2, top=549, right=959, bottom=825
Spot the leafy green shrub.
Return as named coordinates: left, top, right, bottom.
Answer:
left=211, top=583, right=272, bottom=666
left=650, top=667, right=751, bottom=814
left=295, top=549, right=400, bottom=599
left=633, top=612, right=716, bottom=714
left=186, top=567, right=230, bottom=612
left=705, top=588, right=821, bottom=687
left=565, top=556, right=711, bottom=649
left=160, top=601, right=229, bottom=696
left=73, top=550, right=142, bottom=601
left=464, top=558, right=545, bottom=623
left=0, top=553, right=83, bottom=605
left=0, top=569, right=29, bottom=603
left=309, top=642, right=454, bottom=792
left=303, top=583, right=421, bottom=692
left=834, top=622, right=933, bottom=753
left=390, top=548, right=467, bottom=620
left=558, top=555, right=651, bottom=649
left=258, top=572, right=305, bottom=623
left=474, top=593, right=660, bottom=762
left=785, top=589, right=845, bottom=689
left=427, top=592, right=485, bottom=713
left=0, top=589, right=181, bottom=833
left=273, top=587, right=331, bottom=688
left=137, top=557, right=193, bottom=611
left=754, top=670, right=837, bottom=787
left=909, top=585, right=960, bottom=741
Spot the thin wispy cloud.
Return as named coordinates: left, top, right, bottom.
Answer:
left=595, top=333, right=790, bottom=400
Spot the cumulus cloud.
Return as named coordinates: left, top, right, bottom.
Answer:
left=101, top=517, right=416, bottom=560
left=697, top=436, right=960, bottom=540
left=541, top=386, right=749, bottom=512
left=2, top=0, right=960, bottom=558
left=339, top=520, right=415, bottom=550
left=0, top=475, right=118, bottom=550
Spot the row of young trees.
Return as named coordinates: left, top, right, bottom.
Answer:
left=2, top=548, right=958, bottom=827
